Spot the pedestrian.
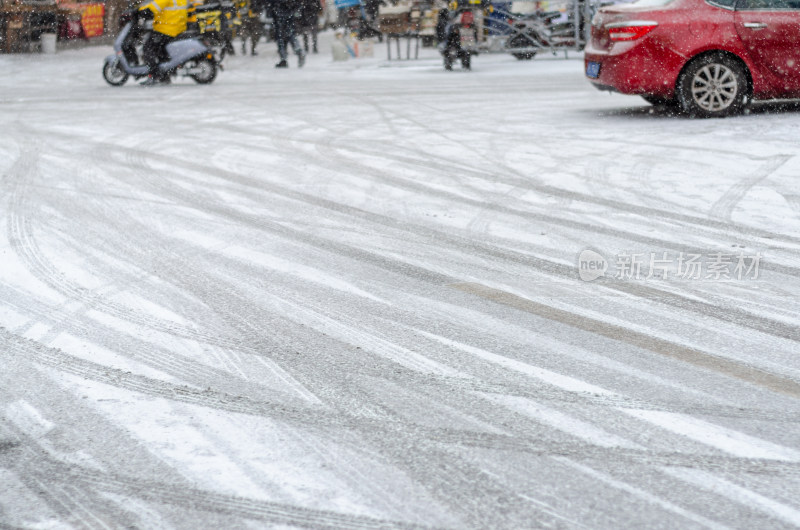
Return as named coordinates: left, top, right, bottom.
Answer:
left=240, top=0, right=266, bottom=55
left=137, top=0, right=189, bottom=85
left=268, top=0, right=305, bottom=67
left=298, top=0, right=321, bottom=54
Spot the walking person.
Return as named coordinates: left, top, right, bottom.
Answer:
left=268, top=0, right=305, bottom=67
left=298, top=0, right=321, bottom=54
left=240, top=0, right=266, bottom=55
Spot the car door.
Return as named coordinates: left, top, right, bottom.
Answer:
left=735, top=0, right=800, bottom=95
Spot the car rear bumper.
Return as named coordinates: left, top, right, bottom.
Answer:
left=588, top=80, right=619, bottom=93
left=584, top=39, right=684, bottom=98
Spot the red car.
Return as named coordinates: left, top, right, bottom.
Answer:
left=584, top=0, right=800, bottom=117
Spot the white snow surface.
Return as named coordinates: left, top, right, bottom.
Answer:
left=1, top=32, right=799, bottom=529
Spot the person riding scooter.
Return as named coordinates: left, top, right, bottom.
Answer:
left=138, top=0, right=189, bottom=85
left=103, top=9, right=219, bottom=86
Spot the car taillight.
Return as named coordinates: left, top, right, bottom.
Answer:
left=607, top=21, right=658, bottom=41
left=460, top=11, right=474, bottom=26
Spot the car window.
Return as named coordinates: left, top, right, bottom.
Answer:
left=737, top=0, right=800, bottom=9
left=709, top=0, right=736, bottom=8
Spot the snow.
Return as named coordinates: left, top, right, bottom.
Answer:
left=419, top=329, right=619, bottom=395
left=1, top=30, right=799, bottom=528
left=483, top=394, right=643, bottom=449
left=622, top=409, right=800, bottom=461
left=662, top=468, right=800, bottom=527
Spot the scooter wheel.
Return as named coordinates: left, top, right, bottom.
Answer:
left=508, top=35, right=536, bottom=60
left=103, top=60, right=129, bottom=86
left=190, top=57, right=217, bottom=84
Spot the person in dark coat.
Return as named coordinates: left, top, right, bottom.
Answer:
left=268, top=0, right=305, bottom=67
left=363, top=0, right=382, bottom=22
left=240, top=0, right=266, bottom=55
left=298, top=0, right=321, bottom=54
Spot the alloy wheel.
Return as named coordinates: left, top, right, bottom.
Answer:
left=690, top=64, right=738, bottom=113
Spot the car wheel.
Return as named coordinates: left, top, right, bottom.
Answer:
left=677, top=55, right=748, bottom=118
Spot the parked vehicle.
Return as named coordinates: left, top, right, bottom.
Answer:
left=438, top=0, right=595, bottom=69
left=102, top=20, right=219, bottom=86
left=185, top=0, right=236, bottom=58
left=505, top=9, right=575, bottom=60
left=584, top=0, right=800, bottom=117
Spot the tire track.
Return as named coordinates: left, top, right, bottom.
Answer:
left=452, top=282, right=800, bottom=400
left=7, top=260, right=795, bottom=431
left=315, top=138, right=800, bottom=276
left=36, top=139, right=794, bottom=400
left=2, top=130, right=255, bottom=356
left=5, top=167, right=260, bottom=356
left=58, top=113, right=800, bottom=253
left=43, top=135, right=795, bottom=362
left=5, top=328, right=800, bottom=480
left=709, top=155, right=792, bottom=222
left=2, top=284, right=306, bottom=405
left=1, top=428, right=437, bottom=530
left=10, top=400, right=800, bottom=529
left=218, top=111, right=800, bottom=259
left=310, top=95, right=800, bottom=247
left=122, top=145, right=800, bottom=343
left=1, top=428, right=139, bottom=529
left=5, top=159, right=483, bottom=423
left=5, top=316, right=800, bottom=529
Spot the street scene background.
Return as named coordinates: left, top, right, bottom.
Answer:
left=1, top=33, right=800, bottom=528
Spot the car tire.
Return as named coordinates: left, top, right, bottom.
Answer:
left=677, top=54, right=748, bottom=118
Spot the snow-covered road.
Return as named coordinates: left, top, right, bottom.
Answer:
left=1, top=35, right=799, bottom=529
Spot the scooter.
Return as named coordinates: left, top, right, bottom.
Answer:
left=184, top=1, right=235, bottom=59
left=102, top=16, right=219, bottom=86
left=505, top=6, right=595, bottom=60
left=505, top=10, right=563, bottom=60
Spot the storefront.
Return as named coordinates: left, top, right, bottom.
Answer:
left=1, top=0, right=62, bottom=52
left=57, top=0, right=106, bottom=39
left=1, top=0, right=132, bottom=52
